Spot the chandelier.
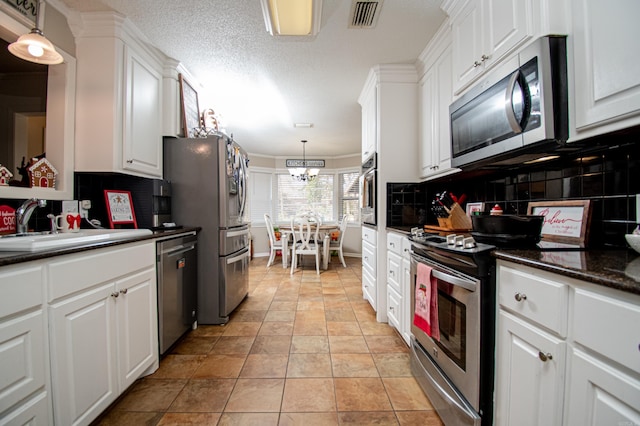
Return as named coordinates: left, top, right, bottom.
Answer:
left=288, top=140, right=319, bottom=182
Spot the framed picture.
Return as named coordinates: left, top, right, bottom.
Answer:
left=527, top=200, right=592, bottom=246
left=104, top=190, right=138, bottom=228
left=466, top=202, right=484, bottom=217
left=179, top=74, right=200, bottom=138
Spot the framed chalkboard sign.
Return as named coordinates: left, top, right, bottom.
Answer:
left=179, top=74, right=200, bottom=137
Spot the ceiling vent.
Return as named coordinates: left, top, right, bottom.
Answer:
left=349, top=0, right=383, bottom=29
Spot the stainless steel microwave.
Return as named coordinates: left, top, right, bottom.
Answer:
left=450, top=36, right=568, bottom=169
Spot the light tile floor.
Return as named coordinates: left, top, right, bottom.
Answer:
left=95, top=256, right=444, bottom=425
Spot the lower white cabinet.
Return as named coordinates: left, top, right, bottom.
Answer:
left=47, top=242, right=158, bottom=426
left=385, top=231, right=412, bottom=345
left=495, top=260, right=640, bottom=426
left=0, top=264, right=51, bottom=425
left=495, top=310, right=566, bottom=426
left=362, top=228, right=377, bottom=311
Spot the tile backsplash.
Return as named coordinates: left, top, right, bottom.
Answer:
left=389, top=128, right=640, bottom=248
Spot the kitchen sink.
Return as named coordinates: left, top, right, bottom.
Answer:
left=0, top=229, right=153, bottom=252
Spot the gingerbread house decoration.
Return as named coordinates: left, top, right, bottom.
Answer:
left=0, top=165, right=12, bottom=186
left=28, top=157, right=57, bottom=188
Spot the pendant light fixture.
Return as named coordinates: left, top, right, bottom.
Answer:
left=288, top=140, right=319, bottom=182
left=8, top=0, right=63, bottom=65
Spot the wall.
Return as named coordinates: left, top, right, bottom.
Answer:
left=417, top=127, right=640, bottom=248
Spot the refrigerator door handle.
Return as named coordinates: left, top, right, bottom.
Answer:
left=227, top=249, right=250, bottom=265
left=226, top=228, right=250, bottom=238
left=238, top=155, right=247, bottom=219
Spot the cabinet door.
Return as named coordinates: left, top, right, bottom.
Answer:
left=451, top=0, right=484, bottom=92
left=483, top=0, right=532, bottom=68
left=361, top=87, right=377, bottom=161
left=435, top=47, right=453, bottom=171
left=565, top=349, right=640, bottom=426
left=116, top=268, right=158, bottom=390
left=401, top=257, right=411, bottom=345
left=123, top=46, right=163, bottom=177
left=494, top=311, right=565, bottom=426
left=362, top=267, right=376, bottom=310
left=49, top=283, right=117, bottom=426
left=419, top=69, right=436, bottom=177
left=572, top=0, right=640, bottom=131
left=387, top=286, right=401, bottom=332
left=386, top=251, right=402, bottom=293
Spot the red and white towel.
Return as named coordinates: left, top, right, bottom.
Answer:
left=413, top=263, right=440, bottom=341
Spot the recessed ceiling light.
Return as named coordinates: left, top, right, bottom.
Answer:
left=293, top=123, right=314, bottom=128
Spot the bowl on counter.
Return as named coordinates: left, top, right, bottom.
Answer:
left=625, top=234, right=640, bottom=255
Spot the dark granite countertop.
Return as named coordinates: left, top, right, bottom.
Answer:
left=0, top=226, right=201, bottom=267
left=493, top=248, right=640, bottom=295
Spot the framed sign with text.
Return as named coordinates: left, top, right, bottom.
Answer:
left=104, top=190, right=138, bottom=228
left=179, top=74, right=200, bottom=138
left=527, top=200, right=591, bottom=246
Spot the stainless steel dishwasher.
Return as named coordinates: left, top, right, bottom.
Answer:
left=157, top=232, right=198, bottom=355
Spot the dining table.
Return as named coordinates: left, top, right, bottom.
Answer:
left=278, top=223, right=340, bottom=270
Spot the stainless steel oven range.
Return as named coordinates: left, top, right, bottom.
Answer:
left=409, top=233, right=496, bottom=426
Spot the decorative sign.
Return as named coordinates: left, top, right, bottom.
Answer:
left=1, top=0, right=37, bottom=24
left=0, top=205, right=16, bottom=234
left=527, top=200, right=592, bottom=246
left=179, top=74, right=200, bottom=138
left=104, top=190, right=138, bottom=228
left=285, top=159, right=325, bottom=168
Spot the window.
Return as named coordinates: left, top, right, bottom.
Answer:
left=339, top=171, right=360, bottom=223
left=276, top=174, right=334, bottom=223
left=249, top=170, right=272, bottom=225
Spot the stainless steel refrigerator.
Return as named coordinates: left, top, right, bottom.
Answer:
left=163, top=134, right=250, bottom=325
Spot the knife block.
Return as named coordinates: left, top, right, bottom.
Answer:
left=436, top=203, right=472, bottom=230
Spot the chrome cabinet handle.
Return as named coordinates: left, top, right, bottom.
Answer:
left=111, top=292, right=119, bottom=298
left=514, top=292, right=527, bottom=302
left=481, top=54, right=489, bottom=62
left=473, top=61, right=482, bottom=68
left=538, top=352, right=553, bottom=362
left=119, top=288, right=128, bottom=295
left=389, top=270, right=394, bottom=276
left=126, top=159, right=133, bottom=163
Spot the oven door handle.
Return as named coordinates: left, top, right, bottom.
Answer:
left=431, top=269, right=477, bottom=292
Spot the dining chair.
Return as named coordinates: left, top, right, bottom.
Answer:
left=290, top=213, right=321, bottom=275
left=264, top=213, right=289, bottom=268
left=328, top=214, right=348, bottom=267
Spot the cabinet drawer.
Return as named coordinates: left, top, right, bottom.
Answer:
left=362, top=267, right=376, bottom=306
left=0, top=264, right=43, bottom=319
left=497, top=263, right=569, bottom=336
left=387, top=251, right=401, bottom=292
left=362, top=227, right=377, bottom=246
left=401, top=237, right=412, bottom=259
left=387, top=232, right=403, bottom=255
left=573, top=287, right=640, bottom=374
left=47, top=242, right=155, bottom=301
left=362, top=240, right=376, bottom=275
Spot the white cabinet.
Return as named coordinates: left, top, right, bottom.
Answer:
left=495, top=310, right=566, bottom=426
left=495, top=260, right=640, bottom=426
left=362, top=228, right=377, bottom=310
left=360, top=83, right=377, bottom=162
left=418, top=24, right=459, bottom=180
left=48, top=242, right=158, bottom=426
left=0, top=263, right=51, bottom=425
left=385, top=231, right=412, bottom=345
left=75, top=12, right=163, bottom=178
left=450, top=0, right=534, bottom=93
left=570, top=0, right=640, bottom=138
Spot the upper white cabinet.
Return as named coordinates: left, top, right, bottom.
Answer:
left=417, top=23, right=459, bottom=180
left=74, top=12, right=164, bottom=178
left=360, top=83, right=377, bottom=162
left=446, top=0, right=567, bottom=95
left=570, top=0, right=640, bottom=138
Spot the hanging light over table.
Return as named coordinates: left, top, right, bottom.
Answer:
left=8, top=0, right=63, bottom=65
left=288, top=140, right=319, bottom=182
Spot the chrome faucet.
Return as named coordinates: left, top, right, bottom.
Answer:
left=15, top=198, right=47, bottom=234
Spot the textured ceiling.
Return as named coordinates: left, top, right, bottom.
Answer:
left=59, top=0, right=447, bottom=158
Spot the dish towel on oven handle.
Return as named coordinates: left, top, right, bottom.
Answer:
left=413, top=263, right=440, bottom=341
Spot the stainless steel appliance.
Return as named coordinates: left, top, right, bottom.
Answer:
left=157, top=232, right=197, bottom=354
left=360, top=152, right=377, bottom=226
left=164, top=134, right=250, bottom=324
left=151, top=179, right=172, bottom=228
left=409, top=233, right=496, bottom=426
left=450, top=36, right=568, bottom=169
